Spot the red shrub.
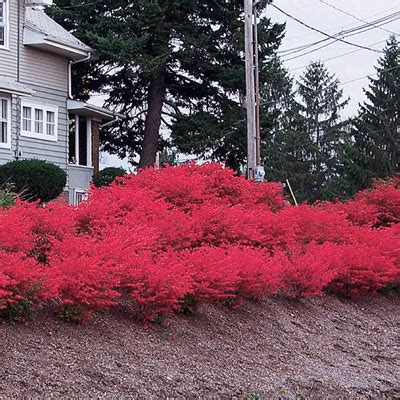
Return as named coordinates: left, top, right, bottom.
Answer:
left=327, top=244, right=398, bottom=296
left=321, top=176, right=400, bottom=228
left=0, top=164, right=398, bottom=323
left=280, top=244, right=339, bottom=298
left=182, top=246, right=282, bottom=302
left=117, top=252, right=192, bottom=320
left=0, top=251, right=50, bottom=319
left=48, top=235, right=121, bottom=322
left=132, top=163, right=286, bottom=212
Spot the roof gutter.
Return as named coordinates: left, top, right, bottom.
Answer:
left=100, top=115, right=123, bottom=129
left=68, top=52, right=92, bottom=99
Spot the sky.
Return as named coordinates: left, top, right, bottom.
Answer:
left=267, top=0, right=400, bottom=116
left=100, top=0, right=400, bottom=169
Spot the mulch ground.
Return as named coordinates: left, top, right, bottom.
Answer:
left=0, top=295, right=399, bottom=399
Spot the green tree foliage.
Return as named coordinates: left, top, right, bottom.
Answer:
left=49, top=1, right=284, bottom=169
left=262, top=60, right=348, bottom=203
left=260, top=57, right=308, bottom=196
left=92, top=167, right=126, bottom=188
left=343, top=36, right=400, bottom=195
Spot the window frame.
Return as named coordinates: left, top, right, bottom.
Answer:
left=68, top=113, right=92, bottom=167
left=0, top=0, right=10, bottom=50
left=0, top=95, right=11, bottom=149
left=73, top=188, right=88, bottom=207
left=21, top=101, right=59, bottom=142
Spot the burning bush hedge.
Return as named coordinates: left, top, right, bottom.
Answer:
left=0, top=163, right=399, bottom=322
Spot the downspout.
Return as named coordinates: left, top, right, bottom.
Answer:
left=15, top=0, right=21, bottom=160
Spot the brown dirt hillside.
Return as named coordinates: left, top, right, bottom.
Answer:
left=0, top=295, right=399, bottom=399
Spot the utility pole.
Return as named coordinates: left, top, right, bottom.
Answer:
left=253, top=2, right=261, bottom=168
left=244, top=0, right=257, bottom=180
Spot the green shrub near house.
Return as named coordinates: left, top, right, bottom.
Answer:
left=0, top=186, right=16, bottom=209
left=92, top=167, right=126, bottom=188
left=0, top=160, right=67, bottom=203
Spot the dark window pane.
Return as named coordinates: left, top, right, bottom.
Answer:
left=69, top=115, right=76, bottom=164
left=79, top=116, right=88, bottom=166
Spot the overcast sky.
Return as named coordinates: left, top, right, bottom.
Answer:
left=100, top=0, right=400, bottom=169
left=267, top=0, right=400, bottom=116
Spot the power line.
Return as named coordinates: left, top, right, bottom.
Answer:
left=283, top=4, right=400, bottom=43
left=280, top=12, right=400, bottom=61
left=339, top=64, right=400, bottom=86
left=271, top=4, right=384, bottom=54
left=278, top=11, right=400, bottom=56
left=289, top=38, right=394, bottom=72
left=318, top=0, right=398, bottom=36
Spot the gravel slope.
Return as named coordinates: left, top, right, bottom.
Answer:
left=0, top=295, right=399, bottom=399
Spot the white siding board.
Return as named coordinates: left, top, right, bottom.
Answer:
left=17, top=84, right=68, bottom=172
left=19, top=47, right=69, bottom=93
left=0, top=0, right=18, bottom=78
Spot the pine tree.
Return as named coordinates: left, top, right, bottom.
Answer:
left=260, top=57, right=311, bottom=198
left=345, top=36, right=400, bottom=193
left=291, top=61, right=348, bottom=202
left=49, top=1, right=284, bottom=168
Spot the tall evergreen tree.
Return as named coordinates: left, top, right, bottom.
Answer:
left=49, top=1, right=284, bottom=168
left=285, top=61, right=348, bottom=203
left=260, top=57, right=310, bottom=196
left=344, top=36, right=400, bottom=193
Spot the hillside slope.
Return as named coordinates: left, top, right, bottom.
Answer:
left=0, top=295, right=399, bottom=399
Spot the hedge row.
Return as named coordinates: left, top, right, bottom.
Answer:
left=0, top=164, right=399, bottom=322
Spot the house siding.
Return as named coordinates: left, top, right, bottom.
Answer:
left=16, top=84, right=68, bottom=173
left=0, top=0, right=18, bottom=78
left=0, top=1, right=98, bottom=203
left=1, top=1, right=70, bottom=93
left=19, top=46, right=69, bottom=93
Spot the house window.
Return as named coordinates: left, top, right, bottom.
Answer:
left=0, top=0, right=9, bottom=48
left=74, top=189, right=88, bottom=207
left=47, top=111, right=56, bottom=136
left=22, top=106, right=32, bottom=131
left=21, top=101, right=58, bottom=141
left=34, top=109, right=44, bottom=134
left=69, top=114, right=92, bottom=167
left=0, top=97, right=10, bottom=148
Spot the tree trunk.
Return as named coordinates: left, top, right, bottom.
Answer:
left=139, top=68, right=167, bottom=169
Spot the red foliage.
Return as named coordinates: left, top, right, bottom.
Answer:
left=182, top=246, right=282, bottom=302
left=280, top=244, right=339, bottom=298
left=327, top=244, right=398, bottom=295
left=321, top=175, right=400, bottom=228
left=0, top=163, right=398, bottom=322
left=0, top=251, right=51, bottom=318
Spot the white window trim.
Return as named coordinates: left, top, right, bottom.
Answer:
left=0, top=0, right=10, bottom=50
left=69, top=114, right=93, bottom=167
left=0, top=95, right=11, bottom=149
left=21, top=100, right=59, bottom=142
left=73, top=188, right=88, bottom=207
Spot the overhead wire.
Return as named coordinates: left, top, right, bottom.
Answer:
left=339, top=64, right=400, bottom=86
left=282, top=4, right=400, bottom=42
left=280, top=14, right=400, bottom=62
left=278, top=11, right=400, bottom=56
left=288, top=38, right=396, bottom=72
left=318, top=0, right=398, bottom=36
left=271, top=4, right=396, bottom=57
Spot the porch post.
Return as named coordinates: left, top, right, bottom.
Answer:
left=91, top=119, right=100, bottom=173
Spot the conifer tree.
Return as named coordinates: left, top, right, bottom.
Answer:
left=260, top=57, right=311, bottom=197
left=290, top=61, right=348, bottom=202
left=344, top=36, right=400, bottom=193
left=49, top=1, right=284, bottom=168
